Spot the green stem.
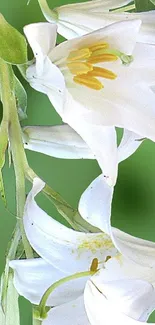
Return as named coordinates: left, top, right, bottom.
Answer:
left=112, top=4, right=135, bottom=12
left=0, top=58, right=33, bottom=259
left=38, top=270, right=96, bottom=319
left=33, top=316, right=42, bottom=325
left=38, top=0, right=58, bottom=21
left=1, top=224, right=20, bottom=311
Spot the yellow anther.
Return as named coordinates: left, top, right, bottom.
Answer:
left=87, top=67, right=117, bottom=80
left=89, top=42, right=109, bottom=52
left=88, top=54, right=118, bottom=64
left=90, top=258, right=99, bottom=272
left=73, top=74, right=103, bottom=90
left=67, top=62, right=93, bottom=75
left=67, top=48, right=92, bottom=62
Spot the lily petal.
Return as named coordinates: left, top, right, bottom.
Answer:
left=50, top=20, right=141, bottom=63
left=24, top=178, right=116, bottom=273
left=68, top=84, right=155, bottom=142
left=56, top=7, right=155, bottom=44
left=64, top=100, right=118, bottom=186
left=79, top=174, right=113, bottom=235
left=23, top=124, right=94, bottom=159
left=43, top=296, right=90, bottom=325
left=84, top=275, right=155, bottom=325
left=24, top=23, right=57, bottom=75
left=79, top=174, right=155, bottom=268
left=92, top=273, right=155, bottom=321
left=9, top=258, right=88, bottom=306
left=118, top=129, right=144, bottom=163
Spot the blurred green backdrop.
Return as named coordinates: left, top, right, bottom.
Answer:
left=0, top=0, right=155, bottom=324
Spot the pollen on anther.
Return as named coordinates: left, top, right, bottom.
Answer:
left=67, top=48, right=92, bottom=62
left=87, top=67, right=117, bottom=80
left=67, top=62, right=93, bottom=75
left=89, top=42, right=109, bottom=52
left=74, top=74, right=103, bottom=90
left=88, top=54, right=118, bottom=64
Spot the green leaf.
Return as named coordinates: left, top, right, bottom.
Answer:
left=0, top=14, right=27, bottom=64
left=135, top=0, right=155, bottom=11
left=0, top=121, right=8, bottom=206
left=0, top=170, right=6, bottom=206
left=14, top=76, right=27, bottom=121
left=5, top=272, right=20, bottom=325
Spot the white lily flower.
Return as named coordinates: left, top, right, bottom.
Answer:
left=38, top=0, right=155, bottom=44
left=9, top=177, right=117, bottom=307
left=10, top=175, right=155, bottom=323
left=24, top=21, right=155, bottom=186
left=23, top=124, right=143, bottom=162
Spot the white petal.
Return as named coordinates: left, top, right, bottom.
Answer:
left=118, top=129, right=143, bottom=163
left=91, top=271, right=155, bottom=321
left=84, top=276, right=155, bottom=325
left=9, top=258, right=88, bottom=306
left=24, top=23, right=57, bottom=74
left=68, top=84, right=155, bottom=143
left=43, top=296, right=90, bottom=325
left=56, top=0, right=132, bottom=39
left=113, top=227, right=155, bottom=268
left=57, top=0, right=131, bottom=13
left=23, top=124, right=94, bottom=159
left=79, top=173, right=155, bottom=268
left=79, top=174, right=113, bottom=235
left=101, top=256, right=155, bottom=292
left=24, top=178, right=116, bottom=273
left=26, top=57, right=65, bottom=116
left=50, top=20, right=141, bottom=64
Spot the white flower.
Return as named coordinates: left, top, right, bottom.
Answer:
left=10, top=177, right=117, bottom=307
left=10, top=175, right=155, bottom=323
left=24, top=21, right=155, bottom=186
left=23, top=124, right=143, bottom=162
left=38, top=0, right=155, bottom=44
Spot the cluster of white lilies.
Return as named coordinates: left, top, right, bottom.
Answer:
left=8, top=0, right=155, bottom=324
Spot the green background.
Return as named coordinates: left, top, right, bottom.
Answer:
left=0, top=0, right=155, bottom=323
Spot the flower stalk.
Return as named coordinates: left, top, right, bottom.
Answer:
left=0, top=58, right=33, bottom=259
left=38, top=0, right=58, bottom=21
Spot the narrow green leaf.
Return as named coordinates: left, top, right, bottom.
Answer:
left=5, top=272, right=20, bottom=325
left=0, top=121, right=8, bottom=206
left=0, top=170, right=6, bottom=206
left=135, top=0, right=155, bottom=11
left=0, top=14, right=27, bottom=64
left=14, top=76, right=27, bottom=121
left=0, top=304, right=5, bottom=324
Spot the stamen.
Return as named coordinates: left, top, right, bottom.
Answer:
left=67, top=62, right=93, bottom=75
left=67, top=48, right=92, bottom=62
left=88, top=54, right=118, bottom=64
left=74, top=74, right=103, bottom=90
left=89, top=42, right=109, bottom=52
left=87, top=67, right=117, bottom=80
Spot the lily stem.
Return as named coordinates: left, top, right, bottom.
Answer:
left=0, top=59, right=33, bottom=259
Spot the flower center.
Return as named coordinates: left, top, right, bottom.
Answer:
left=66, top=42, right=133, bottom=90
left=67, top=42, right=117, bottom=90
